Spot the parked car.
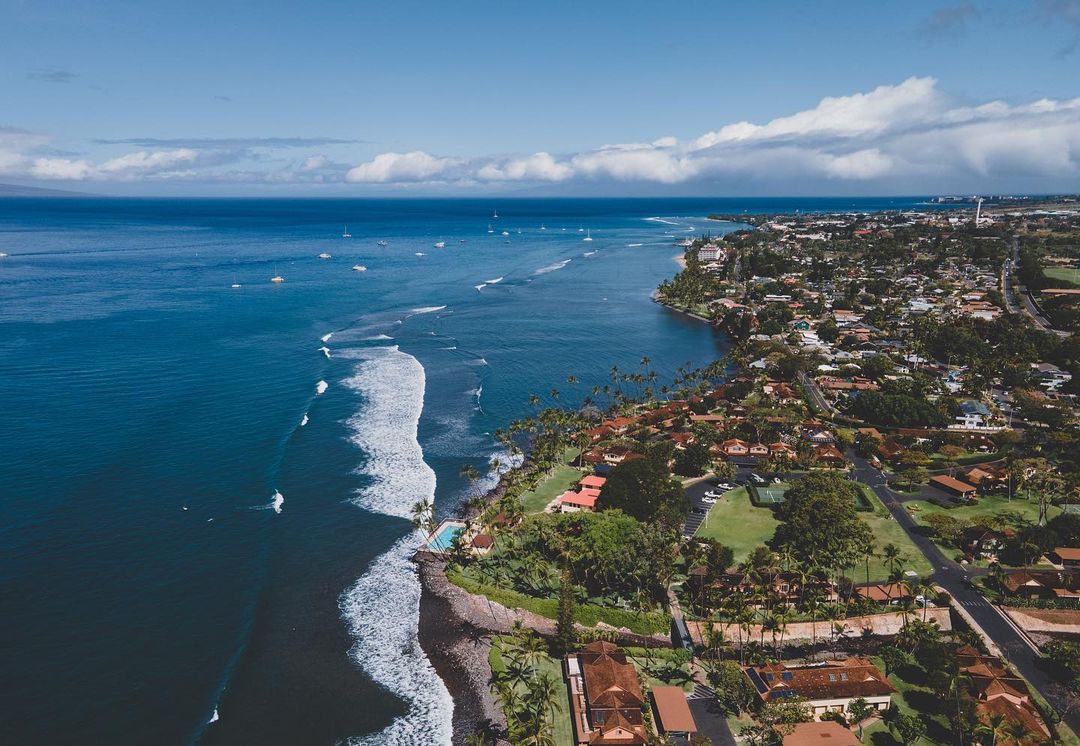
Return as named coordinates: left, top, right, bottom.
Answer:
left=704, top=490, right=722, bottom=499
left=715, top=483, right=734, bottom=491
left=701, top=496, right=718, bottom=505
left=750, top=473, right=765, bottom=484
left=692, top=507, right=708, bottom=515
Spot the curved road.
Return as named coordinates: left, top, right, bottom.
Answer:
left=849, top=451, right=1079, bottom=733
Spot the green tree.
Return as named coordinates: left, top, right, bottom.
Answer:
left=554, top=567, right=577, bottom=655
left=600, top=455, right=688, bottom=526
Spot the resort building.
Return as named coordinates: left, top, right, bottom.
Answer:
left=565, top=641, right=648, bottom=745
left=782, top=721, right=861, bottom=746
left=929, top=475, right=978, bottom=499
left=956, top=645, right=1051, bottom=744
left=743, top=658, right=894, bottom=716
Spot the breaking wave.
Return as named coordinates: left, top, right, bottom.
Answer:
left=409, top=305, right=446, bottom=316
left=321, top=333, right=333, bottom=343
left=534, top=258, right=571, bottom=275
left=315, top=380, right=328, bottom=396
left=271, top=491, right=284, bottom=514
left=339, top=346, right=452, bottom=745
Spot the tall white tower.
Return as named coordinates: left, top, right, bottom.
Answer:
left=975, top=197, right=984, bottom=224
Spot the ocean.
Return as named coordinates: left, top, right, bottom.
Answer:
left=0, top=196, right=926, bottom=745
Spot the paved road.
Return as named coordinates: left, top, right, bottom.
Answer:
left=797, top=370, right=836, bottom=415
left=1007, top=237, right=1071, bottom=338
left=848, top=451, right=1079, bottom=733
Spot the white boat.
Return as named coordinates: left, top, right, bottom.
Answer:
left=318, top=252, right=332, bottom=259
left=0, top=252, right=7, bottom=258
left=434, top=241, right=446, bottom=249
left=501, top=230, right=510, bottom=236
left=352, top=265, right=367, bottom=272
left=377, top=240, right=388, bottom=247
left=493, top=209, right=499, bottom=219
left=577, top=226, right=584, bottom=232
left=583, top=230, right=593, bottom=242
left=271, top=276, right=284, bottom=283
left=540, top=224, right=546, bottom=230
left=342, top=225, right=352, bottom=238
left=231, top=283, right=242, bottom=288
left=487, top=224, right=494, bottom=233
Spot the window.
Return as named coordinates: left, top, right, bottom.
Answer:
left=828, top=674, right=837, bottom=682
left=840, top=673, right=848, bottom=681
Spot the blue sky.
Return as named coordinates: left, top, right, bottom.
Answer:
left=2, top=0, right=1080, bottom=195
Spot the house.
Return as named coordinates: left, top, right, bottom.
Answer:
left=954, top=400, right=993, bottom=430
left=1000, top=570, right=1080, bottom=600
left=721, top=439, right=750, bottom=457
left=558, top=491, right=599, bottom=513
left=650, top=686, right=698, bottom=739
left=743, top=658, right=894, bottom=716
left=749, top=443, right=771, bottom=458
left=470, top=534, right=495, bottom=555
left=565, top=641, right=648, bottom=745
left=769, top=442, right=797, bottom=459
left=956, top=646, right=1051, bottom=744
left=929, top=475, right=978, bottom=499
left=855, top=582, right=912, bottom=605
left=782, top=721, right=861, bottom=746
left=580, top=475, right=607, bottom=492
left=813, top=444, right=847, bottom=467
left=1051, top=548, right=1080, bottom=569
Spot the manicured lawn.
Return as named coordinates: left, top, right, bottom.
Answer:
left=1045, top=266, right=1080, bottom=287
left=859, top=489, right=934, bottom=581
left=520, top=464, right=584, bottom=514
left=694, top=488, right=779, bottom=562
left=489, top=637, right=575, bottom=746
left=906, top=493, right=1058, bottom=527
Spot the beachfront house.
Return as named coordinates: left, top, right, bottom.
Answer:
left=565, top=641, right=648, bottom=745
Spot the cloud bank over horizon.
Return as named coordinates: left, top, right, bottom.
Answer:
left=4, top=77, right=1080, bottom=194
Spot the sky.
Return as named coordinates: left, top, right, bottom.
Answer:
left=2, top=0, right=1080, bottom=196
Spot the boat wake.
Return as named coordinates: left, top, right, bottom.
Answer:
left=409, top=305, right=446, bottom=316
left=583, top=250, right=597, bottom=256
left=321, top=333, right=333, bottom=343
left=362, top=334, right=395, bottom=341
left=339, top=346, right=452, bottom=745
left=319, top=346, right=331, bottom=358
left=534, top=258, right=571, bottom=275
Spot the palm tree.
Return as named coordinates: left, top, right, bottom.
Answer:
left=881, top=543, right=904, bottom=580
left=975, top=712, right=1010, bottom=746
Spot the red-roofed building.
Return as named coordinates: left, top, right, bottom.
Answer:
left=565, top=641, right=648, bottom=745
left=558, top=491, right=599, bottom=513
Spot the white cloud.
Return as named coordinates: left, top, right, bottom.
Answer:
left=345, top=150, right=460, bottom=183
left=3, top=77, right=1080, bottom=191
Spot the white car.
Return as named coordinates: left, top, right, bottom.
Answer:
left=750, top=474, right=766, bottom=484
left=715, top=483, right=734, bottom=491
left=703, top=490, right=723, bottom=499
left=701, top=496, right=718, bottom=505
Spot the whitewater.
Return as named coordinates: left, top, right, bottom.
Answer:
left=338, top=345, right=453, bottom=746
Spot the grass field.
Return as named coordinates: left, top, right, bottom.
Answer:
left=1045, top=266, right=1080, bottom=287
left=520, top=461, right=583, bottom=513
left=694, top=487, right=780, bottom=562
left=906, top=493, right=1058, bottom=527
left=697, top=486, right=931, bottom=581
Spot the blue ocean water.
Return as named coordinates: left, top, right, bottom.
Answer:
left=0, top=197, right=925, bottom=745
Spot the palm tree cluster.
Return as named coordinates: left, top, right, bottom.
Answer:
left=490, top=623, right=563, bottom=746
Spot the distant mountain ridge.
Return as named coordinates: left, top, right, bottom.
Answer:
left=0, top=182, right=96, bottom=197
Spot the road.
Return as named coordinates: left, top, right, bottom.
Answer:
left=848, top=451, right=1080, bottom=733
left=1006, top=237, right=1071, bottom=338
left=797, top=370, right=836, bottom=415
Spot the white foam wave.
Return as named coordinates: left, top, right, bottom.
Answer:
left=341, top=346, right=435, bottom=518
left=534, top=258, right=571, bottom=275
left=465, top=357, right=488, bottom=366
left=315, top=380, right=328, bottom=396
left=363, top=334, right=394, bottom=341
left=319, top=346, right=331, bottom=358
left=339, top=346, right=453, bottom=745
left=341, top=537, right=453, bottom=746
left=439, top=346, right=457, bottom=350
left=627, top=243, right=643, bottom=247
left=271, top=491, right=284, bottom=514
left=208, top=708, right=219, bottom=724
left=300, top=413, right=309, bottom=427
left=583, top=250, right=597, bottom=256
left=645, top=216, right=680, bottom=225
left=409, top=305, right=446, bottom=315
left=485, top=276, right=504, bottom=284
left=321, top=333, right=333, bottom=343
left=474, top=284, right=486, bottom=291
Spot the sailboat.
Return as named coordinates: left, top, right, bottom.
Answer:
left=271, top=275, right=284, bottom=283
left=377, top=240, right=388, bottom=247
left=577, top=226, right=584, bottom=233
left=318, top=252, right=332, bottom=259
left=493, top=209, right=499, bottom=219
left=434, top=240, right=446, bottom=249
left=487, top=224, right=494, bottom=234
left=583, top=230, right=593, bottom=242
left=352, top=264, right=368, bottom=272
left=342, top=225, right=352, bottom=238
left=540, top=223, right=546, bottom=231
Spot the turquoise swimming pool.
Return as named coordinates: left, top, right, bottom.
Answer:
left=427, top=522, right=464, bottom=552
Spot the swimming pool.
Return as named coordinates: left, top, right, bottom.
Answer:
left=426, top=522, right=464, bottom=552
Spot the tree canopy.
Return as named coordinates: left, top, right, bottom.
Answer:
left=772, top=472, right=874, bottom=573
left=600, top=454, right=688, bottom=526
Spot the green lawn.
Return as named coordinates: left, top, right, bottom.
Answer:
left=906, top=493, right=1058, bottom=527
left=1045, top=266, right=1080, bottom=287
left=489, top=637, right=575, bottom=746
left=696, top=486, right=931, bottom=581
left=694, top=488, right=780, bottom=562
left=520, top=464, right=584, bottom=514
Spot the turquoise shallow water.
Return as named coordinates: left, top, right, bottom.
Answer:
left=0, top=197, right=923, bottom=744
